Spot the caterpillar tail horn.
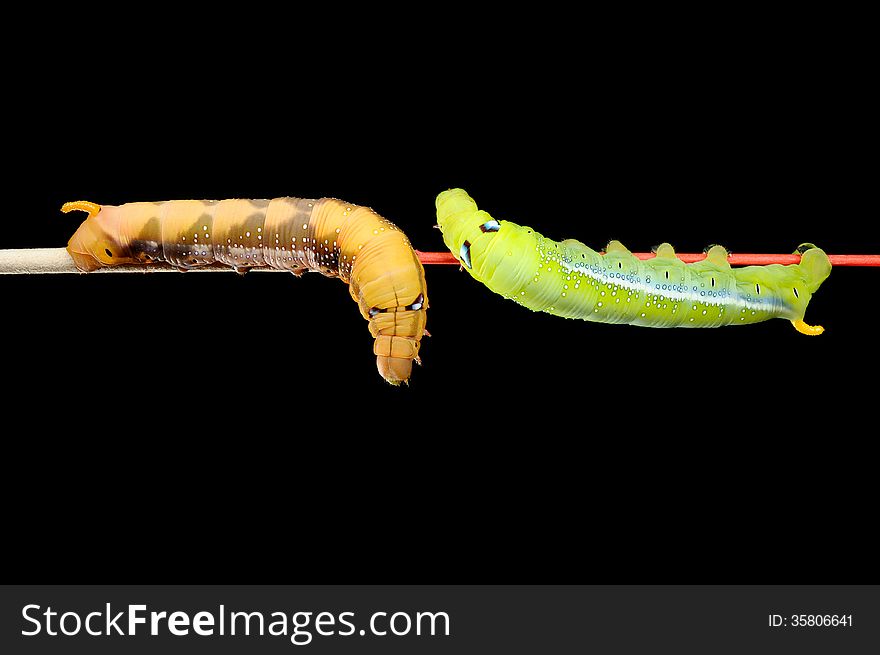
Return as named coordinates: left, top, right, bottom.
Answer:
left=61, top=200, right=102, bottom=219
left=791, top=320, right=824, bottom=336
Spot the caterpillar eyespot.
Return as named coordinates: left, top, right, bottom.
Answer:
left=460, top=241, right=473, bottom=269
left=435, top=188, right=831, bottom=334
left=62, top=196, right=429, bottom=385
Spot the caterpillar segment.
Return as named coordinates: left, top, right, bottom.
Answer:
left=435, top=188, right=831, bottom=333
left=62, top=197, right=429, bottom=385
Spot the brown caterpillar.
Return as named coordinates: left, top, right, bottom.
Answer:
left=62, top=197, right=428, bottom=385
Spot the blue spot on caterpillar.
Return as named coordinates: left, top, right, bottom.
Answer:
left=460, top=240, right=473, bottom=269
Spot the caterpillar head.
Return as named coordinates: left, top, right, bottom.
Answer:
left=435, top=188, right=479, bottom=251
left=435, top=188, right=503, bottom=276
left=370, top=295, right=427, bottom=385
left=64, top=203, right=136, bottom=271
left=374, top=334, right=422, bottom=386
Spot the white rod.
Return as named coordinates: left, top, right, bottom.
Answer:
left=0, top=248, right=283, bottom=274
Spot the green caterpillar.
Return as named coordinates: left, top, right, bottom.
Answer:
left=435, top=188, right=831, bottom=334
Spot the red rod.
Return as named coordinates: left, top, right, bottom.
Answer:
left=415, top=251, right=880, bottom=267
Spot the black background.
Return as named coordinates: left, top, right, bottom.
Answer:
left=4, top=9, right=876, bottom=589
